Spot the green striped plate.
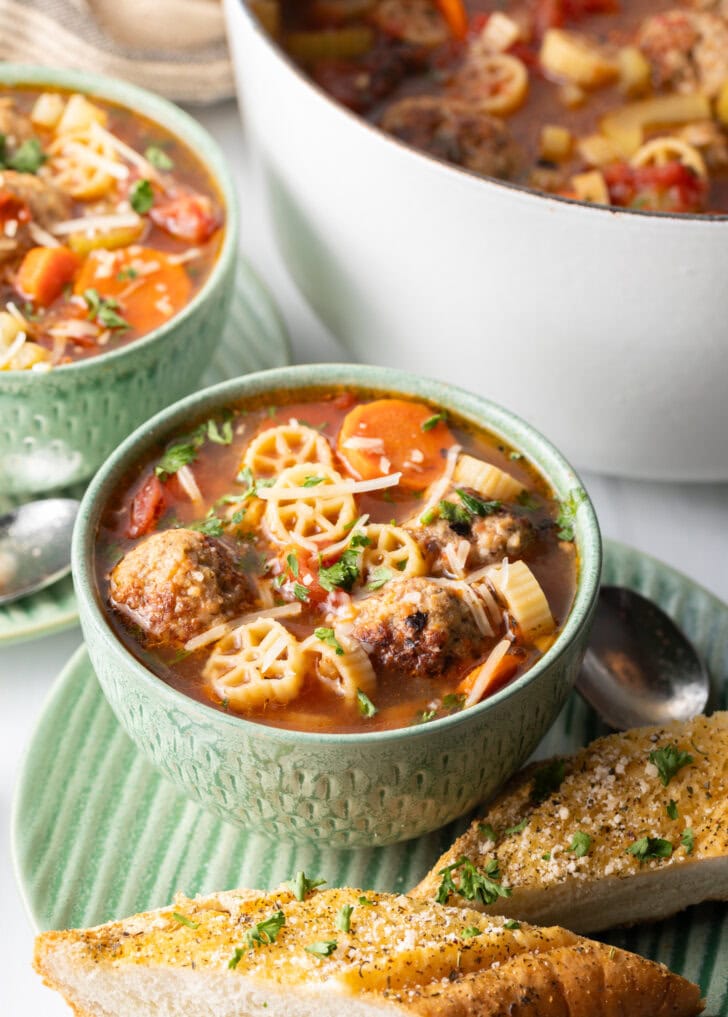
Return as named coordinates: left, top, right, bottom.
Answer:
left=0, top=256, right=290, bottom=648
left=12, top=539, right=728, bottom=1011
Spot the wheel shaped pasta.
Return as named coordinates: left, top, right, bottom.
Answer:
left=302, top=630, right=376, bottom=702
left=242, top=423, right=333, bottom=478
left=361, top=523, right=426, bottom=582
left=262, top=464, right=358, bottom=549
left=47, top=127, right=122, bottom=200
left=454, top=53, right=529, bottom=116
left=486, top=560, right=555, bottom=642
left=453, top=454, right=524, bottom=502
left=203, top=617, right=305, bottom=710
left=630, top=137, right=707, bottom=179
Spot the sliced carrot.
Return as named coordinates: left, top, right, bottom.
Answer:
left=336, top=398, right=455, bottom=490
left=73, top=246, right=191, bottom=335
left=456, top=651, right=520, bottom=697
left=436, top=0, right=469, bottom=40
left=16, top=246, right=80, bottom=306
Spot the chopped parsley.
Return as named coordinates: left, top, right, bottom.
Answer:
left=244, top=911, right=286, bottom=950
left=286, top=551, right=299, bottom=577
left=145, top=144, right=174, bottom=170
left=318, top=548, right=360, bottom=592
left=666, top=800, right=679, bottom=820
left=349, top=531, right=371, bottom=548
left=314, top=627, right=344, bottom=655
left=188, top=514, right=224, bottom=538
left=418, top=709, right=437, bottom=724
left=358, top=896, right=374, bottom=906
left=155, top=440, right=198, bottom=479
left=419, top=507, right=437, bottom=526
left=438, top=499, right=472, bottom=529
left=456, top=489, right=501, bottom=517
left=436, top=857, right=511, bottom=907
left=367, top=565, right=393, bottom=591
left=504, top=919, right=521, bottom=930
left=205, top=416, right=234, bottom=445
left=6, top=137, right=46, bottom=173
left=542, top=852, right=551, bottom=861
left=442, top=692, right=466, bottom=713
left=154, top=415, right=236, bottom=481
left=336, top=904, right=354, bottom=933
left=649, top=744, right=693, bottom=787
left=421, top=412, right=447, bottom=431
left=626, top=836, right=673, bottom=863
left=282, top=871, right=326, bottom=901
left=305, top=940, right=338, bottom=958
left=555, top=488, right=586, bottom=541
left=83, top=288, right=129, bottom=330
left=302, top=475, right=325, bottom=487
left=517, top=490, right=540, bottom=511
left=172, top=911, right=199, bottom=929
left=292, top=582, right=310, bottom=602
left=504, top=818, right=529, bottom=836
left=461, top=926, right=482, bottom=939
left=130, top=178, right=155, bottom=214
left=117, top=266, right=139, bottom=282
left=478, top=822, right=497, bottom=842
left=681, top=828, right=695, bottom=854
left=530, top=759, right=566, bottom=803
left=568, top=831, right=592, bottom=857
left=357, top=689, right=377, bottom=717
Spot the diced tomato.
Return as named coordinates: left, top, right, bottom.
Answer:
left=287, top=549, right=328, bottom=606
left=532, top=0, right=618, bottom=37
left=0, top=191, right=30, bottom=226
left=149, top=192, right=221, bottom=244
left=604, top=160, right=707, bottom=214
left=469, top=12, right=490, bottom=35
left=332, top=391, right=356, bottom=411
left=127, top=473, right=166, bottom=538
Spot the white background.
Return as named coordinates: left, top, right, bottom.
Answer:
left=2, top=99, right=727, bottom=1015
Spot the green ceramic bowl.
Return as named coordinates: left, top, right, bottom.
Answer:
left=73, top=364, right=602, bottom=848
left=0, top=64, right=238, bottom=495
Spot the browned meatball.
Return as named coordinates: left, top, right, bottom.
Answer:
left=109, top=529, right=252, bottom=645
left=0, top=170, right=71, bottom=227
left=371, top=0, right=449, bottom=47
left=351, top=576, right=486, bottom=678
left=0, top=100, right=35, bottom=146
left=637, top=9, right=728, bottom=97
left=407, top=506, right=535, bottom=576
left=380, top=96, right=522, bottom=179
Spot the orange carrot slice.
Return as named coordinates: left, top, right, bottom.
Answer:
left=16, top=246, right=80, bottom=306
left=337, top=398, right=455, bottom=490
left=436, top=0, right=469, bottom=39
left=73, top=246, right=191, bottom=335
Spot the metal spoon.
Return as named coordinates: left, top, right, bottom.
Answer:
left=576, top=585, right=710, bottom=730
left=0, top=498, right=80, bottom=606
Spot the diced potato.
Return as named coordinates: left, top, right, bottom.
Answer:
left=577, top=133, right=623, bottom=167
left=631, top=137, right=707, bottom=178
left=617, top=46, right=652, bottom=98
left=30, top=92, right=65, bottom=130
left=1, top=340, right=51, bottom=371
left=56, top=94, right=107, bottom=135
left=0, top=310, right=23, bottom=347
left=479, top=12, right=521, bottom=53
left=571, top=170, right=609, bottom=204
left=68, top=222, right=145, bottom=255
left=541, top=29, right=618, bottom=89
left=601, top=93, right=712, bottom=157
left=558, top=82, right=587, bottom=109
left=716, top=80, right=728, bottom=126
left=539, top=124, right=573, bottom=162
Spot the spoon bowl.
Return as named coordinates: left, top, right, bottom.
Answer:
left=0, top=499, right=79, bottom=606
left=576, top=585, right=710, bottom=730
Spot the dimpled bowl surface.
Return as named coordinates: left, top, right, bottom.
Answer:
left=0, top=64, right=238, bottom=496
left=73, top=364, right=601, bottom=847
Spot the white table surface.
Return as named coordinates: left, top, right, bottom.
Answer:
left=2, top=98, right=728, bottom=1017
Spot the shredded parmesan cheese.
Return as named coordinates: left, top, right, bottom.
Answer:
left=184, top=602, right=302, bottom=652
left=419, top=444, right=462, bottom=519
left=258, top=473, right=402, bottom=501
left=176, top=465, right=204, bottom=505
left=52, top=212, right=142, bottom=236
left=464, top=638, right=512, bottom=708
left=0, top=330, right=26, bottom=369
left=341, top=436, right=385, bottom=452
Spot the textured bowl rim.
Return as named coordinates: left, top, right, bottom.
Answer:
left=228, top=0, right=728, bottom=224
left=73, top=363, right=602, bottom=746
left=0, top=62, right=239, bottom=378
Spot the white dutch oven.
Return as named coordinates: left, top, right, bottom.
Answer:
left=224, top=0, right=728, bottom=480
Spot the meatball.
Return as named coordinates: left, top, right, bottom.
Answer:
left=0, top=170, right=71, bottom=227
left=407, top=507, right=535, bottom=576
left=0, top=100, right=34, bottom=147
left=351, top=576, right=486, bottom=678
left=637, top=10, right=728, bottom=97
left=380, top=96, right=522, bottom=179
left=371, top=0, right=449, bottom=47
left=109, top=529, right=252, bottom=645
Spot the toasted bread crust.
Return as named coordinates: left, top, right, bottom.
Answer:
left=413, top=713, right=728, bottom=932
left=33, top=887, right=703, bottom=1017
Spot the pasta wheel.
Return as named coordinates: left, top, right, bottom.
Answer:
left=487, top=560, right=555, bottom=642
left=361, top=523, right=426, bottom=581
left=454, top=53, right=529, bottom=116
left=47, top=127, right=121, bottom=200
left=203, top=617, right=304, bottom=710
left=453, top=454, right=524, bottom=502
left=303, top=630, right=376, bottom=702
left=242, top=423, right=333, bottom=478
left=56, top=94, right=107, bottom=134
left=263, top=463, right=357, bottom=549
left=630, top=137, right=707, bottom=179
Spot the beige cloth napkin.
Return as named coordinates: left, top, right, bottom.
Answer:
left=0, top=0, right=234, bottom=104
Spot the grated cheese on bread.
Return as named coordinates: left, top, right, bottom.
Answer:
left=34, top=885, right=703, bottom=1017
left=413, top=713, right=728, bottom=933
